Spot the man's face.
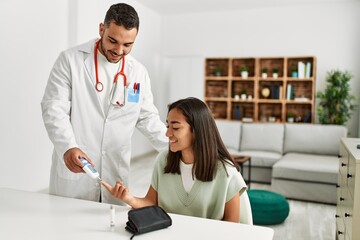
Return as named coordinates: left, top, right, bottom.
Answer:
left=98, top=21, right=138, bottom=63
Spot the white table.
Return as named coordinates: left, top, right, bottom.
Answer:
left=0, top=188, right=274, bottom=240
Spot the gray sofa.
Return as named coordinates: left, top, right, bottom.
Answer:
left=216, top=120, right=347, bottom=204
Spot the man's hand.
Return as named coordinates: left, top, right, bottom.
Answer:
left=63, top=147, right=92, bottom=173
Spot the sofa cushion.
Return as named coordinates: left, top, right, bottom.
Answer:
left=283, top=124, right=347, bottom=155
left=272, top=153, right=339, bottom=184
left=216, top=120, right=241, bottom=150
left=240, top=123, right=284, bottom=154
left=237, top=150, right=282, bottom=167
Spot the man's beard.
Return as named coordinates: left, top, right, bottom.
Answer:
left=100, top=39, right=122, bottom=64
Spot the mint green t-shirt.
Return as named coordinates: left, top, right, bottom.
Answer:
left=151, top=151, right=247, bottom=220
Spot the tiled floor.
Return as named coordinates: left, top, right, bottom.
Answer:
left=129, top=151, right=336, bottom=240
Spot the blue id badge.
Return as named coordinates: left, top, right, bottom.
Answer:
left=127, top=84, right=140, bottom=103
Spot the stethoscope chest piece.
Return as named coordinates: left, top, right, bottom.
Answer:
left=96, top=82, right=104, bottom=92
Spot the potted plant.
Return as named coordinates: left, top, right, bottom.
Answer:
left=261, top=68, right=268, bottom=79
left=291, top=66, right=298, bottom=78
left=272, top=68, right=279, bottom=78
left=240, top=89, right=247, bottom=100
left=214, top=66, right=222, bottom=76
left=316, top=69, right=357, bottom=125
left=286, top=112, right=295, bottom=123
left=240, top=66, right=248, bottom=79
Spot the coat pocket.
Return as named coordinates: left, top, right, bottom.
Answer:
left=56, top=160, right=82, bottom=180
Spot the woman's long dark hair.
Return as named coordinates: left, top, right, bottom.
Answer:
left=164, top=97, right=239, bottom=181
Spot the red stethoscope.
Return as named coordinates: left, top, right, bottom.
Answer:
left=94, top=39, right=127, bottom=107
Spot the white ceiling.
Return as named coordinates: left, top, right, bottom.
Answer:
left=139, top=0, right=349, bottom=15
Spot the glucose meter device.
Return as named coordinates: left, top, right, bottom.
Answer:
left=80, top=158, right=101, bottom=180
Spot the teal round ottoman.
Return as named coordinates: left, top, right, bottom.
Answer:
left=248, top=189, right=289, bottom=225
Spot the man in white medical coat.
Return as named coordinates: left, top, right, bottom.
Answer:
left=41, top=3, right=168, bottom=205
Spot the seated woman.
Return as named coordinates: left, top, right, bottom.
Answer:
left=102, top=97, right=247, bottom=222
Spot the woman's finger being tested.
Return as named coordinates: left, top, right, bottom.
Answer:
left=101, top=180, right=114, bottom=193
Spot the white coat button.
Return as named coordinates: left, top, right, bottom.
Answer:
left=95, top=182, right=100, bottom=187
left=105, top=118, right=109, bottom=123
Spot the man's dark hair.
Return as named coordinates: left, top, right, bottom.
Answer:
left=104, top=3, right=139, bottom=31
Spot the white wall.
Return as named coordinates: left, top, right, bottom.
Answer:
left=0, top=0, right=69, bottom=191
left=162, top=1, right=360, bottom=136
left=0, top=0, right=163, bottom=192
left=1, top=0, right=359, bottom=193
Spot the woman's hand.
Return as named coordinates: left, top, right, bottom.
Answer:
left=101, top=180, right=157, bottom=209
left=101, top=180, right=135, bottom=205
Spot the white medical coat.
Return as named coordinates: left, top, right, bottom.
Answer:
left=41, top=39, right=168, bottom=204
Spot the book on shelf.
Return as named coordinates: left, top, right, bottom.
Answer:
left=269, top=83, right=281, bottom=99
left=298, top=61, right=305, bottom=78
left=269, top=83, right=276, bottom=99
left=270, top=83, right=275, bottom=99
left=286, top=84, right=293, bottom=100
left=305, top=62, right=311, bottom=78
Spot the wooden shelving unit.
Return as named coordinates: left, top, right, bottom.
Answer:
left=204, top=56, right=316, bottom=123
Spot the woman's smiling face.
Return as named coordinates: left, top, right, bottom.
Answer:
left=166, top=108, right=193, bottom=154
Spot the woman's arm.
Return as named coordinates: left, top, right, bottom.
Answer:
left=101, top=180, right=157, bottom=208
left=223, top=193, right=240, bottom=223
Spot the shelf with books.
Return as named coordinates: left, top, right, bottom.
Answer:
left=259, top=80, right=284, bottom=100
left=287, top=57, right=315, bottom=78
left=285, top=80, right=313, bottom=101
left=204, top=56, right=316, bottom=123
